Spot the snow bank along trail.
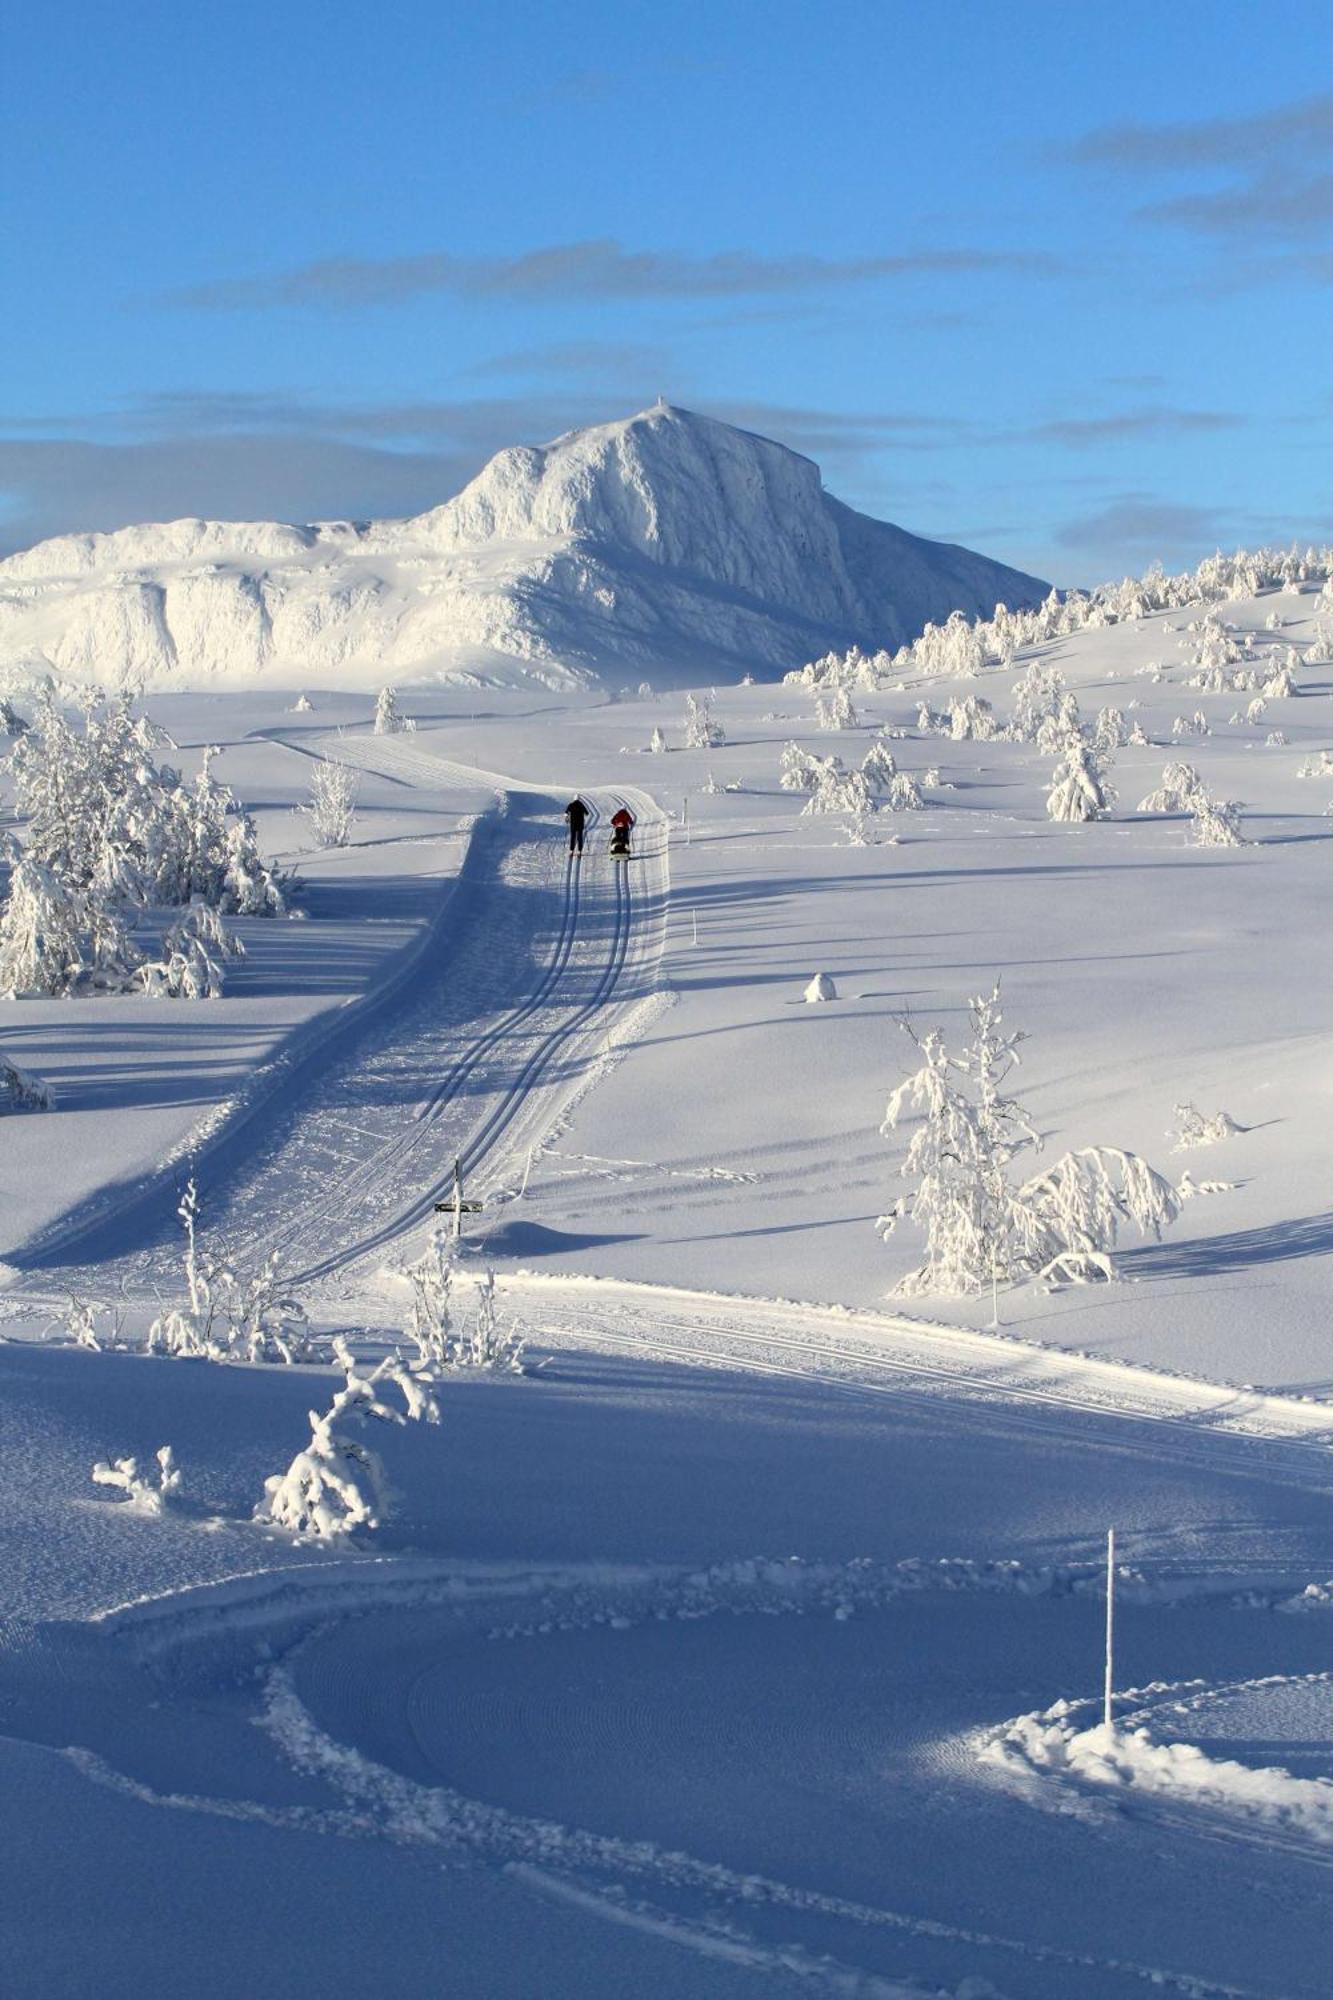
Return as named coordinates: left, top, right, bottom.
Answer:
left=495, top=1271, right=1333, bottom=1470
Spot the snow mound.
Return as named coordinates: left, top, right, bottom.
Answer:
left=804, top=972, right=838, bottom=1003
left=0, top=405, right=1047, bottom=694
left=984, top=1699, right=1333, bottom=1846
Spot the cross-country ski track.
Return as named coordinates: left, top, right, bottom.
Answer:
left=5, top=729, right=669, bottom=1300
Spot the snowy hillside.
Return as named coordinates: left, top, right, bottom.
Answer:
left=0, top=405, right=1047, bottom=694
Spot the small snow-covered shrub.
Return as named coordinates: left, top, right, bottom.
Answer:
left=805, top=972, right=838, bottom=1003
left=289, top=693, right=314, bottom=713
left=374, top=686, right=404, bottom=735
left=1297, top=750, right=1333, bottom=779
left=256, top=1338, right=438, bottom=1540
left=649, top=725, right=667, bottom=754
left=298, top=760, right=359, bottom=848
left=1171, top=710, right=1210, bottom=740
left=1170, top=1103, right=1240, bottom=1149
left=1047, top=743, right=1114, bottom=823
left=139, top=902, right=244, bottom=1000
left=454, top=1271, right=526, bottom=1372
left=0, top=1050, right=55, bottom=1111
left=92, top=1446, right=182, bottom=1516
left=146, top=1179, right=312, bottom=1363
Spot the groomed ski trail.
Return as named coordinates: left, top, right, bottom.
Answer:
left=11, top=730, right=669, bottom=1301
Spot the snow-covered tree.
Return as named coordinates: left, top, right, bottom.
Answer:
left=1093, top=706, right=1127, bottom=753
left=0, top=856, right=139, bottom=998
left=298, top=760, right=359, bottom=848
left=1047, top=742, right=1114, bottom=823
left=861, top=737, right=898, bottom=791
left=289, top=692, right=314, bottom=714
left=402, top=1228, right=454, bottom=1375
left=947, top=694, right=997, bottom=743
left=816, top=687, right=857, bottom=731
left=139, top=901, right=243, bottom=1000
left=880, top=985, right=1186, bottom=1295
left=1137, top=761, right=1203, bottom=813
left=1010, top=662, right=1066, bottom=743
left=780, top=742, right=823, bottom=793
left=684, top=693, right=724, bottom=749
left=649, top=725, right=667, bottom=754
left=801, top=759, right=874, bottom=819
left=374, top=686, right=404, bottom=735
left=1035, top=693, right=1085, bottom=756
left=887, top=771, right=925, bottom=811
left=225, top=1251, right=314, bottom=1365
left=0, top=1050, right=55, bottom=1111
left=1189, top=788, right=1246, bottom=848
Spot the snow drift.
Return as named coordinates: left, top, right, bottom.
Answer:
left=0, top=404, right=1048, bottom=693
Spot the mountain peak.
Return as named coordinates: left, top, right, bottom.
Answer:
left=0, top=406, right=1048, bottom=693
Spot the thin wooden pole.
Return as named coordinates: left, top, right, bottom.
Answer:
left=1103, top=1527, right=1116, bottom=1730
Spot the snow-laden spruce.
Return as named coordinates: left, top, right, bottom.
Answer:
left=684, top=692, right=724, bottom=750
left=298, top=760, right=359, bottom=848
left=1047, top=741, right=1115, bottom=823
left=0, top=854, right=140, bottom=997
left=373, top=686, right=405, bottom=735
left=880, top=984, right=1186, bottom=1295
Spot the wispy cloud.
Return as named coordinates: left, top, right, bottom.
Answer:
left=161, top=238, right=1063, bottom=311
left=1061, top=92, right=1333, bottom=253
left=467, top=340, right=669, bottom=380
left=1021, top=406, right=1244, bottom=448
left=1055, top=495, right=1233, bottom=557
left=1062, top=92, right=1333, bottom=171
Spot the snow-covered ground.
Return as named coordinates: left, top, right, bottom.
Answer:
left=1, top=571, right=1331, bottom=1996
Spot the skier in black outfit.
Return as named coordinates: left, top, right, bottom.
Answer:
left=564, top=797, right=588, bottom=853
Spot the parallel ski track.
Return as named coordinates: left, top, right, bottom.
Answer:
left=291, top=792, right=646, bottom=1286
left=518, top=1294, right=1333, bottom=1489
left=286, top=788, right=652, bottom=1288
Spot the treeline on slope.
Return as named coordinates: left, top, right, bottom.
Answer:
left=789, top=545, right=1333, bottom=690
left=0, top=691, right=284, bottom=1008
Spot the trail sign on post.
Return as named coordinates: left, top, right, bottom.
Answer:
left=434, top=1158, right=483, bottom=1239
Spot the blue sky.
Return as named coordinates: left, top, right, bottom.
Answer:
left=3, top=0, right=1330, bottom=580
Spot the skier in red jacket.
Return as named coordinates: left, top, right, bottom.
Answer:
left=609, top=806, right=635, bottom=858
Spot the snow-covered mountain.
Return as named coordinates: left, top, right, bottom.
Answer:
left=0, top=405, right=1048, bottom=692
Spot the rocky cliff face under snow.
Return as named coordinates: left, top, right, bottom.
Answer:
left=0, top=405, right=1048, bottom=692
